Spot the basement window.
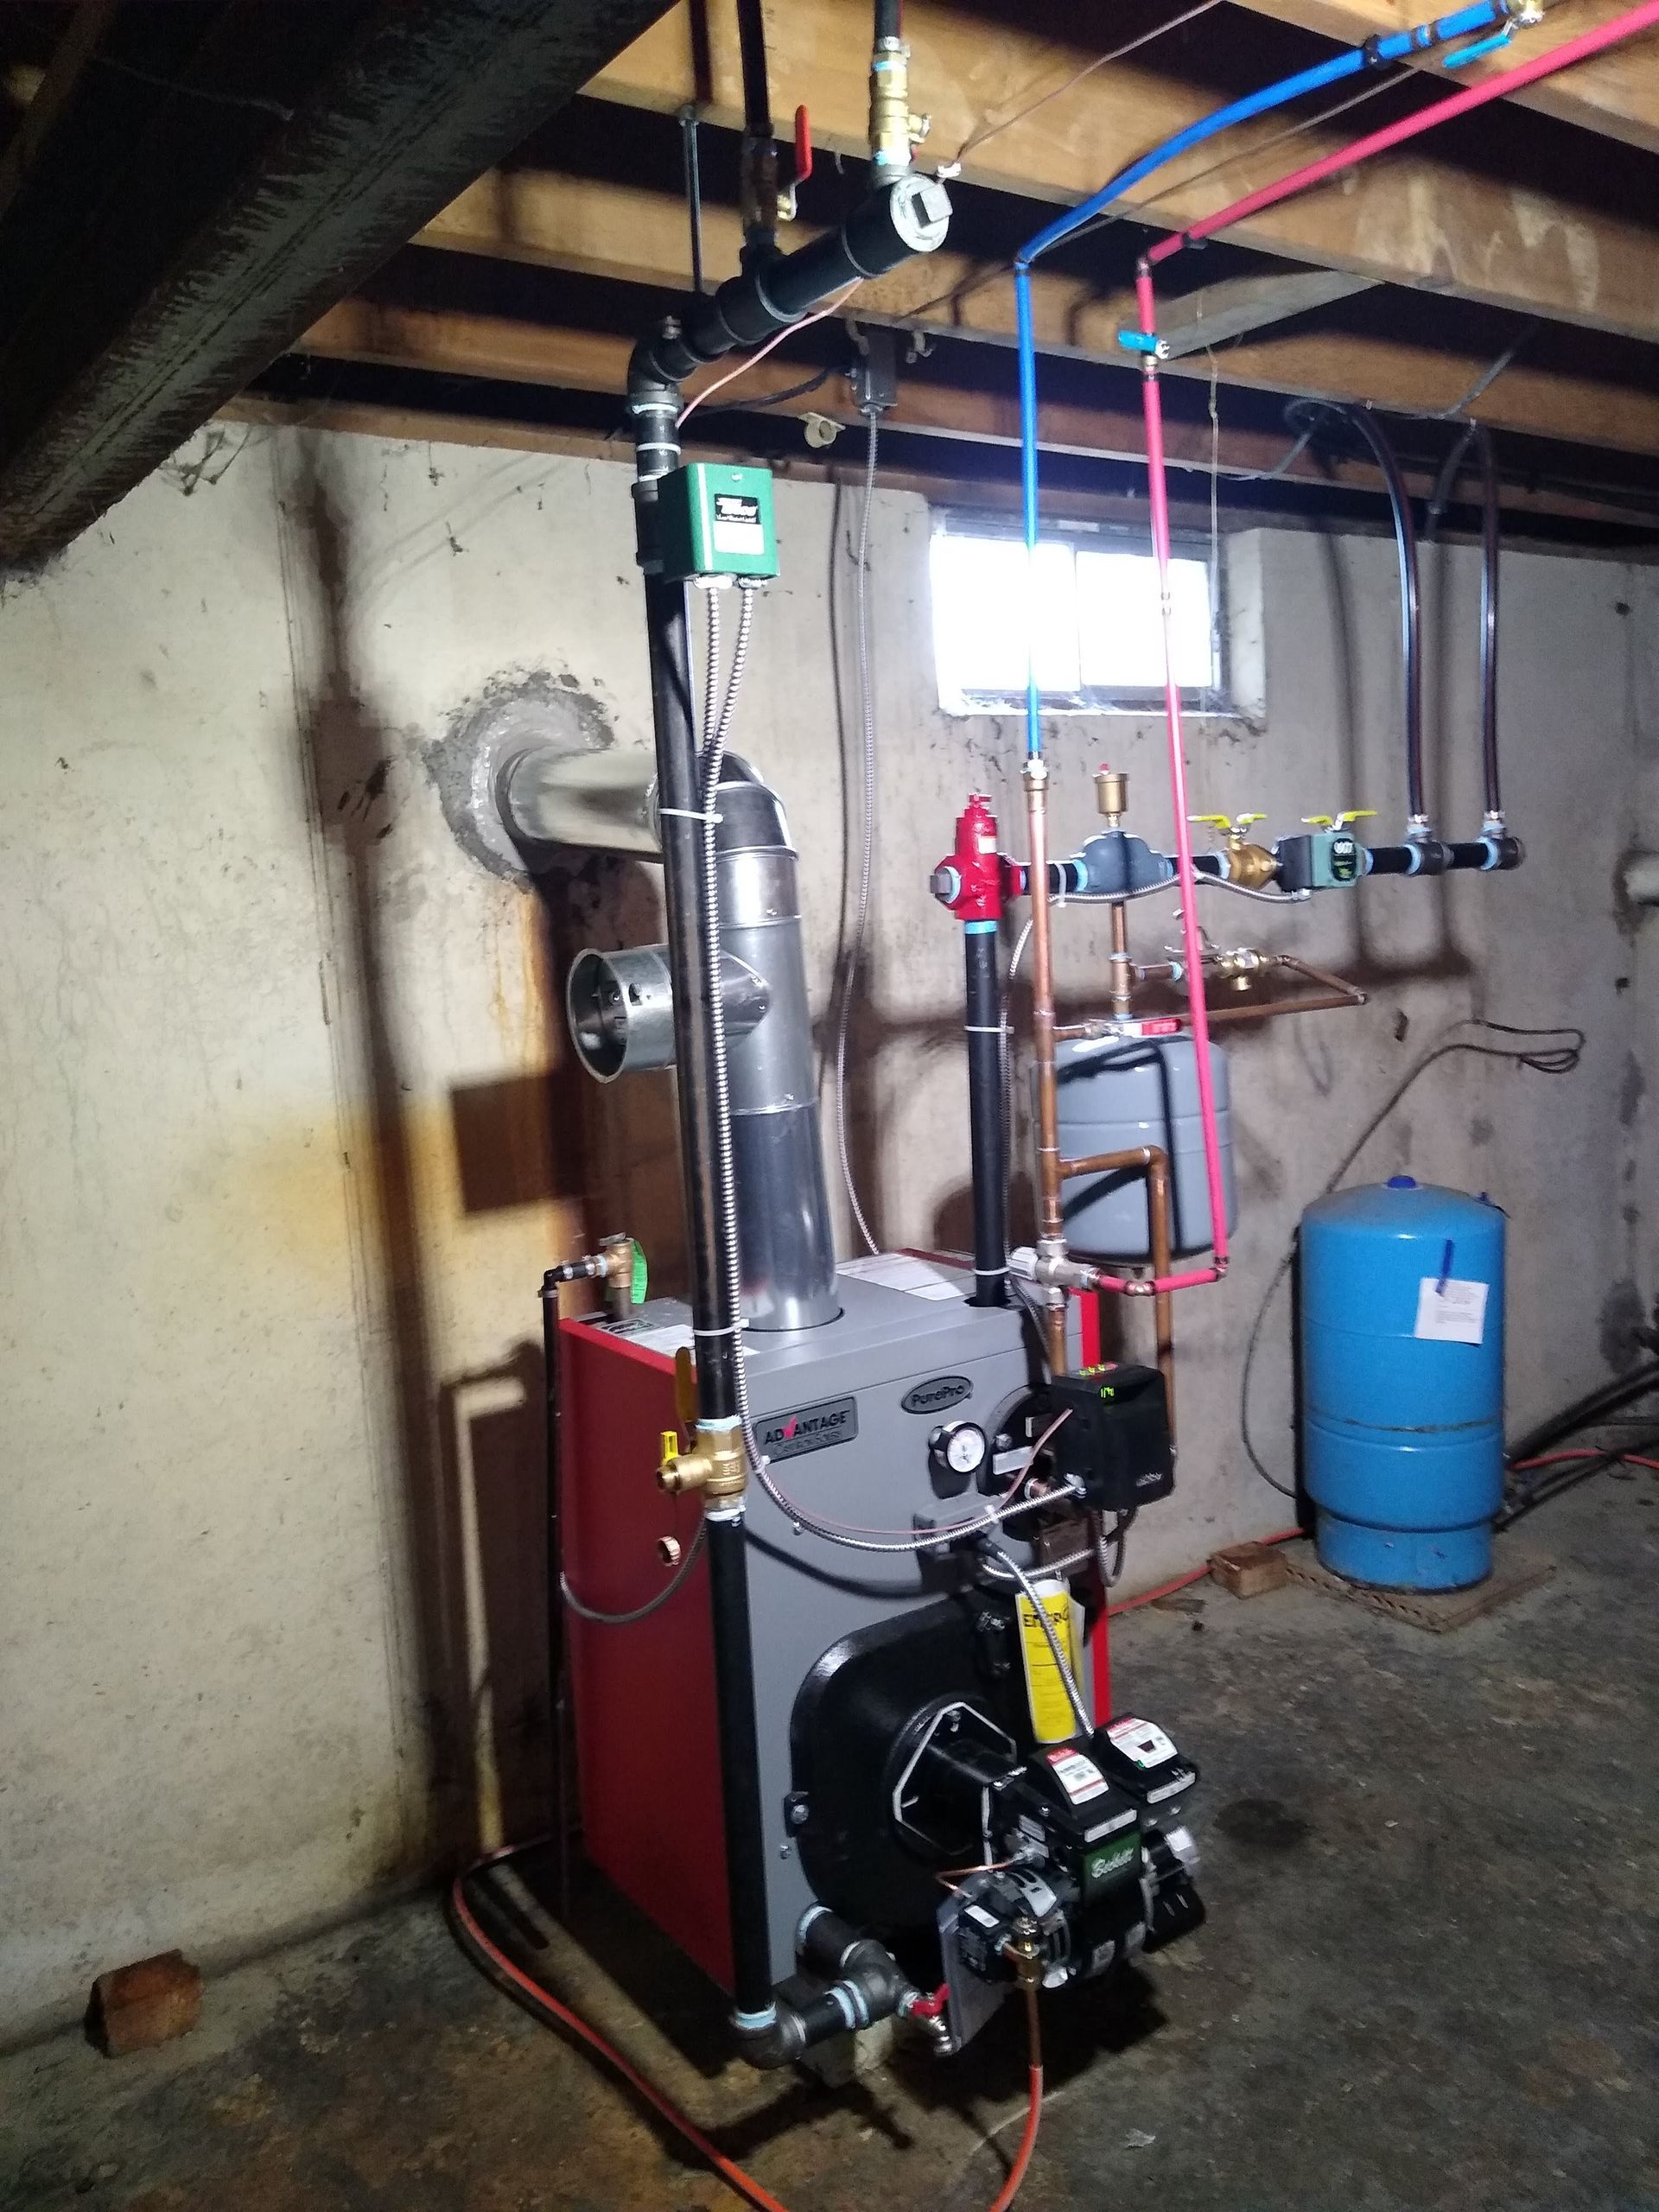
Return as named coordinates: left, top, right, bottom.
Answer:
left=929, top=514, right=1226, bottom=717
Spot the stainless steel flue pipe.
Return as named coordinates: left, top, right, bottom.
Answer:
left=503, top=748, right=840, bottom=1333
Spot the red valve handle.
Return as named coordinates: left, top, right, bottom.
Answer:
left=793, top=103, right=813, bottom=185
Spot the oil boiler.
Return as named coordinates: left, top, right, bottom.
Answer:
left=508, top=725, right=1202, bottom=2063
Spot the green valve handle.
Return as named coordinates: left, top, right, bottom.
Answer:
left=632, top=1243, right=649, bottom=1307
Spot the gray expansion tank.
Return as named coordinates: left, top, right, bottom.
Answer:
left=1053, top=1033, right=1236, bottom=1260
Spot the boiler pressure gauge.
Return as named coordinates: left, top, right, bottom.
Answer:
left=928, top=1420, right=988, bottom=1497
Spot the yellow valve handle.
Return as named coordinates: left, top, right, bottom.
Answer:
left=658, top=1427, right=683, bottom=1473
left=1304, top=810, right=1377, bottom=829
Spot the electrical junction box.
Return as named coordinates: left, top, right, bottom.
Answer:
left=1277, top=828, right=1364, bottom=893
left=1046, top=1362, right=1174, bottom=1512
left=657, top=461, right=779, bottom=582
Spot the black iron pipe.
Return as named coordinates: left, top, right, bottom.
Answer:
left=1477, top=425, right=1502, bottom=820
left=631, top=394, right=766, bottom=2018
left=964, top=925, right=1007, bottom=1307
left=540, top=1270, right=572, bottom=1923
left=1344, top=406, right=1424, bottom=826
left=625, top=161, right=949, bottom=2037
left=1364, top=840, right=1446, bottom=876
left=705, top=1508, right=775, bottom=2022
left=735, top=0, right=772, bottom=142
left=1427, top=420, right=1504, bottom=824
left=632, top=175, right=949, bottom=389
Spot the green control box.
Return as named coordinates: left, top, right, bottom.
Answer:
left=657, top=461, right=778, bottom=582
left=1277, top=828, right=1364, bottom=892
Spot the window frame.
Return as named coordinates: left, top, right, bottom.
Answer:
left=928, top=508, right=1233, bottom=721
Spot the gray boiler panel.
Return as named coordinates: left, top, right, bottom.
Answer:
left=622, top=1271, right=1034, bottom=1983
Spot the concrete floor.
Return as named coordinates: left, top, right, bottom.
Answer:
left=4, top=1477, right=1656, bottom=2212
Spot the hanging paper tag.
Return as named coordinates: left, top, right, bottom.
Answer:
left=1414, top=1277, right=1489, bottom=1346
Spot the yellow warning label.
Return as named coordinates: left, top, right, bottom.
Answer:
left=1016, top=1580, right=1084, bottom=1744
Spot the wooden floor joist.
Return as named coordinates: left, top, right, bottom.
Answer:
left=583, top=0, right=1659, bottom=343
left=1232, top=0, right=1659, bottom=158
left=291, top=297, right=1659, bottom=526
left=416, top=169, right=1659, bottom=458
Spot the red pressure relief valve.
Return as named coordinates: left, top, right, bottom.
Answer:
left=930, top=794, right=1005, bottom=924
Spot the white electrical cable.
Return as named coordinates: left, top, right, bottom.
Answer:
left=833, top=415, right=883, bottom=1258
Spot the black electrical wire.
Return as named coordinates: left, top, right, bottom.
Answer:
left=1239, top=1020, right=1586, bottom=1499
left=1505, top=1355, right=1659, bottom=1467
left=696, top=365, right=836, bottom=415
left=1497, top=1426, right=1659, bottom=1529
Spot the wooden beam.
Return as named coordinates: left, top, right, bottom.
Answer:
left=0, top=0, right=116, bottom=224
left=215, top=389, right=1294, bottom=532
left=1153, top=269, right=1376, bottom=358
left=417, top=168, right=1659, bottom=458
left=1231, top=0, right=1659, bottom=158
left=291, top=297, right=1659, bottom=525
left=583, top=0, right=1659, bottom=343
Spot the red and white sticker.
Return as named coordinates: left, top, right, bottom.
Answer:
left=1046, top=1748, right=1109, bottom=1804
left=1109, top=1716, right=1178, bottom=1770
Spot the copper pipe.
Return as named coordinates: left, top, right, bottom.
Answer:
left=1057, top=1143, right=1175, bottom=1434
left=1024, top=760, right=1067, bottom=1374
left=1108, top=899, right=1133, bottom=1018
left=1276, top=951, right=1369, bottom=1001
left=1201, top=989, right=1361, bottom=1025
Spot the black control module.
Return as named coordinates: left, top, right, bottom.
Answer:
left=1045, top=1362, right=1173, bottom=1510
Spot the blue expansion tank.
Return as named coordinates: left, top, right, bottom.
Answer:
left=1300, top=1177, right=1506, bottom=1592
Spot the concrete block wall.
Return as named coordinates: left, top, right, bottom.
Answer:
left=0, top=423, right=1648, bottom=2042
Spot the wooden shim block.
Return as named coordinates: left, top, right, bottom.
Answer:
left=1210, top=1541, right=1293, bottom=1599
left=90, top=1950, right=202, bottom=2056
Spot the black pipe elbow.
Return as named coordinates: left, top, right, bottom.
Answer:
left=798, top=1907, right=915, bottom=2017
left=732, top=1911, right=921, bottom=2069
